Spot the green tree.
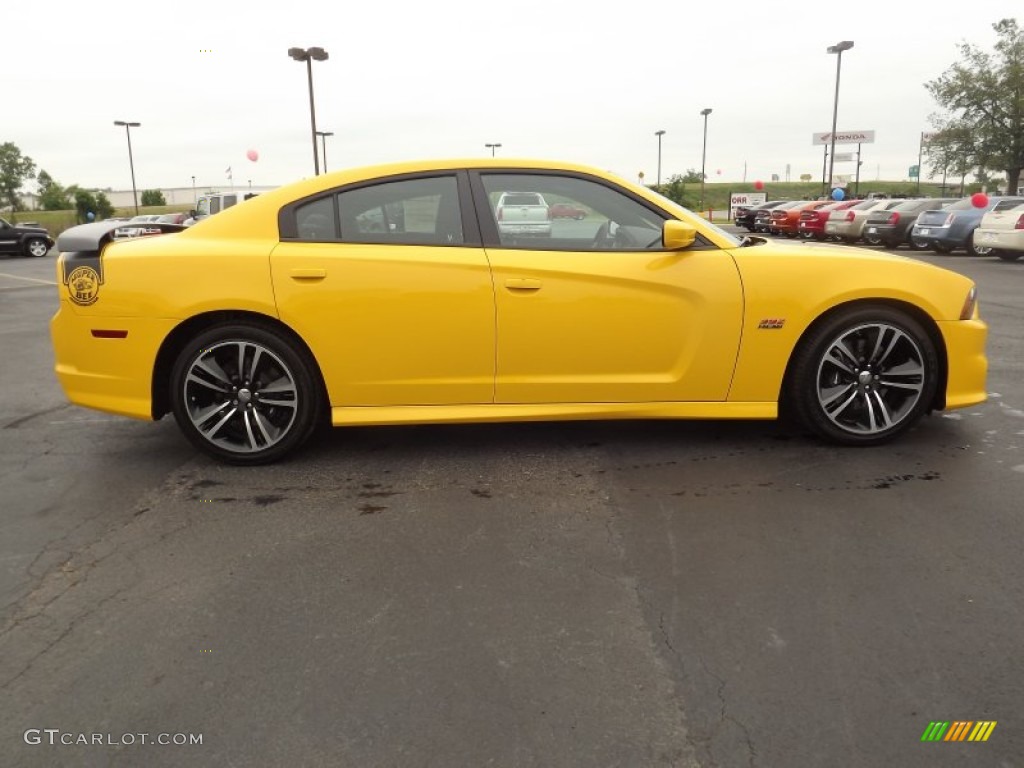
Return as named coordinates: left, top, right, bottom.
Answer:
left=70, top=187, right=98, bottom=223
left=95, top=192, right=115, bottom=220
left=925, top=18, right=1024, bottom=194
left=658, top=174, right=698, bottom=209
left=141, top=189, right=166, bottom=206
left=37, top=169, right=71, bottom=210
left=0, top=141, right=36, bottom=213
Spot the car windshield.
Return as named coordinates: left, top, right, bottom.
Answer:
left=645, top=189, right=742, bottom=247
left=945, top=198, right=981, bottom=211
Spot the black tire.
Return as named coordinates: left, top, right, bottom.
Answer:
left=24, top=238, right=49, bottom=258
left=996, top=250, right=1022, bottom=262
left=966, top=230, right=992, bottom=258
left=786, top=306, right=939, bottom=446
left=169, top=322, right=324, bottom=464
left=907, top=236, right=929, bottom=251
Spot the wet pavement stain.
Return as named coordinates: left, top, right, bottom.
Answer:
left=358, top=504, right=387, bottom=515
left=251, top=494, right=286, bottom=506
left=470, top=488, right=493, bottom=499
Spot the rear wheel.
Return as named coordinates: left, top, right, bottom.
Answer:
left=170, top=322, right=324, bottom=464
left=787, top=306, right=938, bottom=445
left=996, top=250, right=1022, bottom=262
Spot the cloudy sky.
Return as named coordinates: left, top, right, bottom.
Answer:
left=7, top=1, right=1017, bottom=194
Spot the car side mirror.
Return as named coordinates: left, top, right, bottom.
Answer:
left=663, top=220, right=697, bottom=249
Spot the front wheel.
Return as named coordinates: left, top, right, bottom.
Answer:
left=786, top=307, right=939, bottom=445
left=25, top=238, right=49, bottom=257
left=170, top=322, right=324, bottom=464
left=967, top=231, right=992, bottom=257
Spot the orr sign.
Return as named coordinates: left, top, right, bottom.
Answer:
left=813, top=130, right=875, bottom=145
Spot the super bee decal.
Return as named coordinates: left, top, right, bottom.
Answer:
left=757, top=318, right=786, bottom=329
left=61, top=252, right=104, bottom=306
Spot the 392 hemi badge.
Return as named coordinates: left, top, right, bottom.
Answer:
left=61, top=254, right=104, bottom=306
left=758, top=318, right=786, bottom=329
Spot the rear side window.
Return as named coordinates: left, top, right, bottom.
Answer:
left=290, top=175, right=464, bottom=246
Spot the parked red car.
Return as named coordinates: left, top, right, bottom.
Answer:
left=770, top=200, right=832, bottom=238
left=797, top=199, right=861, bottom=240
left=548, top=203, right=588, bottom=220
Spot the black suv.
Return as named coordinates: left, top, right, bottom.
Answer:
left=0, top=217, right=55, bottom=257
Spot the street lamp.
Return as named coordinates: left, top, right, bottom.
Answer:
left=655, top=130, right=666, bottom=188
left=699, top=108, right=712, bottom=212
left=288, top=46, right=329, bottom=175
left=826, top=40, right=854, bottom=193
left=315, top=130, right=334, bottom=172
left=113, top=120, right=141, bottom=215
left=485, top=143, right=502, bottom=157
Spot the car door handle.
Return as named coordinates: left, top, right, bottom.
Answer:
left=504, top=278, right=542, bottom=292
left=289, top=268, right=327, bottom=280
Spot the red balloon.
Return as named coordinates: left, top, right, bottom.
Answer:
left=754, top=180, right=764, bottom=190
left=971, top=192, right=988, bottom=208
left=246, top=149, right=259, bottom=162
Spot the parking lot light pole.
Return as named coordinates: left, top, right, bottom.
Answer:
left=114, top=121, right=141, bottom=215
left=655, top=130, right=666, bottom=189
left=700, top=109, right=712, bottom=212
left=826, top=40, right=854, bottom=193
left=485, top=143, right=502, bottom=157
left=288, top=46, right=329, bottom=175
left=316, top=130, right=334, bottom=172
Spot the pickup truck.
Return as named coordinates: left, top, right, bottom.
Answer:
left=495, top=192, right=552, bottom=236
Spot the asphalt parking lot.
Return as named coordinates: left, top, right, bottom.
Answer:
left=2, top=241, right=1023, bottom=767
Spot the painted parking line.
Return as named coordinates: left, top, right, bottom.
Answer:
left=0, top=272, right=57, bottom=286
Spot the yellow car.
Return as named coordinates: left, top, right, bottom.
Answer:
left=51, top=159, right=987, bottom=464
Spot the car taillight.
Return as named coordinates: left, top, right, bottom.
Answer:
left=887, top=212, right=900, bottom=225
left=943, top=213, right=955, bottom=227
left=1016, top=214, right=1024, bottom=230
left=845, top=211, right=856, bottom=222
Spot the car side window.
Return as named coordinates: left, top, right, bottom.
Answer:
left=296, top=196, right=337, bottom=240
left=290, top=176, right=464, bottom=245
left=340, top=176, right=463, bottom=245
left=479, top=173, right=665, bottom=251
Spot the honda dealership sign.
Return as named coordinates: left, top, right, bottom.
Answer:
left=812, top=130, right=875, bottom=145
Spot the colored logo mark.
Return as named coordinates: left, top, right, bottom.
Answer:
left=921, top=721, right=997, bottom=742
